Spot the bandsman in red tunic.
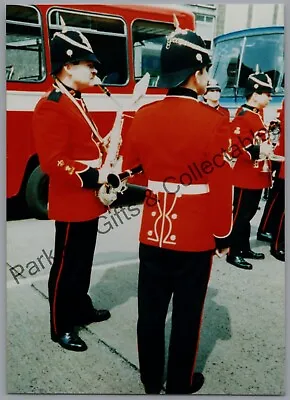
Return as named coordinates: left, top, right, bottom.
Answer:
left=258, top=100, right=285, bottom=261
left=226, top=72, right=274, bottom=270
left=269, top=99, right=285, bottom=261
left=122, top=28, right=233, bottom=394
left=256, top=102, right=284, bottom=244
left=33, top=29, right=111, bottom=352
left=203, top=79, right=230, bottom=120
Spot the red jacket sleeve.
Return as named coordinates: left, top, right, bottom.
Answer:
left=207, top=117, right=233, bottom=241
left=33, top=101, right=100, bottom=189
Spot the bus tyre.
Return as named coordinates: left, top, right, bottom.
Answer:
left=25, top=166, right=49, bottom=220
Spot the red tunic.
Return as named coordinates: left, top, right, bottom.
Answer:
left=123, top=89, right=233, bottom=252
left=33, top=87, right=107, bottom=221
left=231, top=106, right=272, bottom=189
left=275, top=100, right=285, bottom=179
left=217, top=105, right=230, bottom=121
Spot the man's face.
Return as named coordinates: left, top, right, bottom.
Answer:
left=196, top=67, right=209, bottom=95
left=204, top=89, right=221, bottom=103
left=254, top=91, right=272, bottom=109
left=68, top=61, right=98, bottom=90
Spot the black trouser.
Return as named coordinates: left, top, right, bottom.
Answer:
left=259, top=176, right=284, bottom=243
left=229, top=187, right=263, bottom=255
left=49, top=218, right=99, bottom=336
left=268, top=178, right=285, bottom=251
left=137, top=243, right=213, bottom=394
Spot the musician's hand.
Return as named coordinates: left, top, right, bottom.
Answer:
left=260, top=141, right=273, bottom=158
left=215, top=248, right=230, bottom=258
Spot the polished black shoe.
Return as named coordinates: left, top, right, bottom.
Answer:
left=240, top=250, right=265, bottom=260
left=257, top=231, right=273, bottom=242
left=270, top=247, right=285, bottom=262
left=51, top=331, right=88, bottom=352
left=166, top=372, right=205, bottom=394
left=78, top=309, right=111, bottom=326
left=144, top=385, right=161, bottom=394
left=226, top=255, right=253, bottom=270
left=189, top=372, right=205, bottom=394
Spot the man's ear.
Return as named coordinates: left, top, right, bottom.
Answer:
left=251, top=92, right=258, bottom=102
left=63, top=63, right=73, bottom=75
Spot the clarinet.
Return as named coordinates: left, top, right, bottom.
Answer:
left=107, top=165, right=143, bottom=191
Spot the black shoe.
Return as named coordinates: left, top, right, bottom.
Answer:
left=270, top=247, right=285, bottom=262
left=78, top=309, right=111, bottom=326
left=226, top=255, right=253, bottom=270
left=166, top=372, right=205, bottom=394
left=257, top=232, right=273, bottom=242
left=189, top=372, right=205, bottom=394
left=51, top=331, right=88, bottom=352
left=144, top=385, right=161, bottom=394
left=240, top=250, right=265, bottom=260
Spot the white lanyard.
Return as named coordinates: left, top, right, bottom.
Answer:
left=53, top=79, right=105, bottom=145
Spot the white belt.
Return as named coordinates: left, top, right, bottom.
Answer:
left=148, top=180, right=210, bottom=195
left=75, top=158, right=102, bottom=168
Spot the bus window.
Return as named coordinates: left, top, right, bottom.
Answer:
left=238, top=34, right=284, bottom=96
left=132, top=20, right=175, bottom=87
left=48, top=9, right=128, bottom=85
left=6, top=5, right=45, bottom=82
left=210, top=37, right=244, bottom=96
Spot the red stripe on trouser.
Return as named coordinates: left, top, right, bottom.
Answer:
left=260, top=193, right=279, bottom=232
left=190, top=254, right=213, bottom=384
left=275, top=212, right=285, bottom=251
left=52, top=223, right=71, bottom=336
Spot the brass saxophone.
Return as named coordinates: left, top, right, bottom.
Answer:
left=95, top=73, right=150, bottom=206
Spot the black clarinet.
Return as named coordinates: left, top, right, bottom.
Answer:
left=107, top=165, right=143, bottom=190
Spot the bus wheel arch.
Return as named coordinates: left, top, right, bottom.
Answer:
left=25, top=165, right=49, bottom=220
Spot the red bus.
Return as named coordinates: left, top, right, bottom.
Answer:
left=6, top=3, right=195, bottom=219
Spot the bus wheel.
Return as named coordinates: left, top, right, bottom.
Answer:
left=25, top=166, right=49, bottom=220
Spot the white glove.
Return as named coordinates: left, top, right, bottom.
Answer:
left=259, top=141, right=273, bottom=158
left=97, top=183, right=117, bottom=206
left=98, top=166, right=111, bottom=184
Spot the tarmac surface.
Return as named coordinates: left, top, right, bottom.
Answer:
left=6, top=201, right=285, bottom=396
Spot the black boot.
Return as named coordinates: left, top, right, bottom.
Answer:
left=257, top=231, right=273, bottom=242
left=226, top=255, right=253, bottom=270
left=144, top=384, right=162, bottom=394
left=76, top=309, right=111, bottom=326
left=240, top=249, right=265, bottom=259
left=270, top=246, right=285, bottom=262
left=51, top=330, right=88, bottom=352
left=166, top=372, right=205, bottom=394
left=189, top=372, right=205, bottom=394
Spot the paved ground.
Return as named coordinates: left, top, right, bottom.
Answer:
left=6, top=201, right=285, bottom=396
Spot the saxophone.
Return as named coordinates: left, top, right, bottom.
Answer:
left=96, top=73, right=150, bottom=206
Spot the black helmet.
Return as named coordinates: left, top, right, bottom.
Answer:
left=244, top=72, right=273, bottom=97
left=157, top=29, right=211, bottom=88
left=205, top=78, right=221, bottom=93
left=50, top=29, right=100, bottom=75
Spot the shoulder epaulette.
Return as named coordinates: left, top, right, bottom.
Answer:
left=47, top=89, right=63, bottom=103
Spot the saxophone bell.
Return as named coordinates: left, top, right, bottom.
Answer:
left=107, top=165, right=144, bottom=191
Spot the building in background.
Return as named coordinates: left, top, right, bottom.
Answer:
left=184, top=4, right=216, bottom=48
left=215, top=3, right=284, bottom=36
left=182, top=4, right=284, bottom=47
